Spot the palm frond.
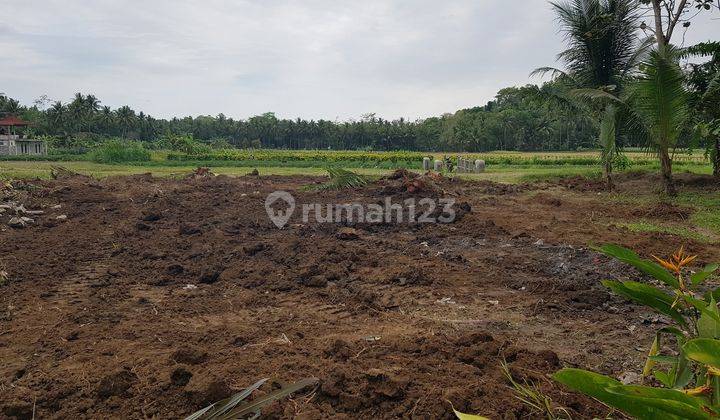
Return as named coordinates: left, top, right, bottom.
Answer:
left=311, top=167, right=368, bottom=191
left=185, top=377, right=318, bottom=420
left=569, top=88, right=624, bottom=104
left=702, top=71, right=720, bottom=103
left=529, top=67, right=573, bottom=82
left=682, top=41, right=720, bottom=60
left=629, top=46, right=690, bottom=150
left=185, top=378, right=268, bottom=420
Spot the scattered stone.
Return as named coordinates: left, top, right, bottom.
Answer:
left=183, top=284, right=198, bottom=290
left=8, top=217, right=25, bottom=228
left=97, top=370, right=138, bottom=399
left=618, top=371, right=641, bottom=385
left=136, top=222, right=152, bottom=231
left=170, top=367, right=193, bottom=387
left=436, top=297, right=456, bottom=305
left=56, top=214, right=68, bottom=221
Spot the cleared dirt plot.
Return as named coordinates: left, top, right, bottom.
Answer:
left=1, top=171, right=718, bottom=418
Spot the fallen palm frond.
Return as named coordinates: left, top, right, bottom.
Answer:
left=185, top=377, right=318, bottom=420
left=309, top=167, right=368, bottom=191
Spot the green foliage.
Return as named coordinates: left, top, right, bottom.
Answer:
left=554, top=369, right=717, bottom=419
left=630, top=46, right=690, bottom=152
left=555, top=244, right=720, bottom=417
left=87, top=140, right=151, bottom=163
left=310, top=167, right=368, bottom=190
left=156, top=134, right=212, bottom=154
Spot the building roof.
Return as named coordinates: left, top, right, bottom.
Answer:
left=0, top=116, right=30, bottom=126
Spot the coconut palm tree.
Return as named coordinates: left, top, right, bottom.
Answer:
left=116, top=106, right=135, bottom=138
left=685, top=42, right=720, bottom=178
left=47, top=101, right=66, bottom=133
left=574, top=45, right=690, bottom=195
left=630, top=45, right=689, bottom=195
left=533, top=0, right=651, bottom=189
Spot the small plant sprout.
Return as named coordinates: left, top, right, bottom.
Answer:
left=554, top=244, right=720, bottom=419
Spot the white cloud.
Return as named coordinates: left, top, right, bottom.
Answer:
left=1, top=1, right=717, bottom=120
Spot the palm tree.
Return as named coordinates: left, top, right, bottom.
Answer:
left=98, top=106, right=115, bottom=132
left=47, top=101, right=66, bottom=133
left=116, top=106, right=135, bottom=138
left=685, top=42, right=720, bottom=178
left=533, top=0, right=650, bottom=189
left=574, top=45, right=690, bottom=195
left=630, top=46, right=689, bottom=195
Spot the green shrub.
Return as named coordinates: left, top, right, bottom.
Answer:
left=156, top=134, right=212, bottom=154
left=554, top=245, right=720, bottom=419
left=87, top=140, right=151, bottom=163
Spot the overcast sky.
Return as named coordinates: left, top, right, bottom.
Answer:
left=1, top=1, right=717, bottom=121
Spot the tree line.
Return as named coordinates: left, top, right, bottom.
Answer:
left=1, top=84, right=601, bottom=153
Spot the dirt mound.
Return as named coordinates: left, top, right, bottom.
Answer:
left=375, top=171, right=446, bottom=196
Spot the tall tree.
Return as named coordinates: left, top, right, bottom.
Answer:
left=534, top=0, right=649, bottom=189
left=631, top=45, right=690, bottom=195
left=640, top=0, right=719, bottom=48
left=685, top=41, right=720, bottom=177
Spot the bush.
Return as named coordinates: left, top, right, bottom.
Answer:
left=87, top=140, right=151, bottom=163
left=554, top=245, right=720, bottom=418
left=156, top=134, right=212, bottom=154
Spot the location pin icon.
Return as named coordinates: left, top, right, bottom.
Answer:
left=265, top=191, right=295, bottom=229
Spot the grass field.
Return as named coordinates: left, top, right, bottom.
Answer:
left=0, top=159, right=713, bottom=184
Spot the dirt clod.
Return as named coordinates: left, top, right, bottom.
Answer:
left=170, top=367, right=193, bottom=387
left=97, top=371, right=137, bottom=399
left=171, top=347, right=208, bottom=365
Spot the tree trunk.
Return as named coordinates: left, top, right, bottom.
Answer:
left=714, top=137, right=720, bottom=178
left=659, top=148, right=676, bottom=196
left=603, top=159, right=614, bottom=191
left=650, top=0, right=667, bottom=47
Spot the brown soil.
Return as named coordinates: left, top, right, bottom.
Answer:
left=0, top=172, right=717, bottom=419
